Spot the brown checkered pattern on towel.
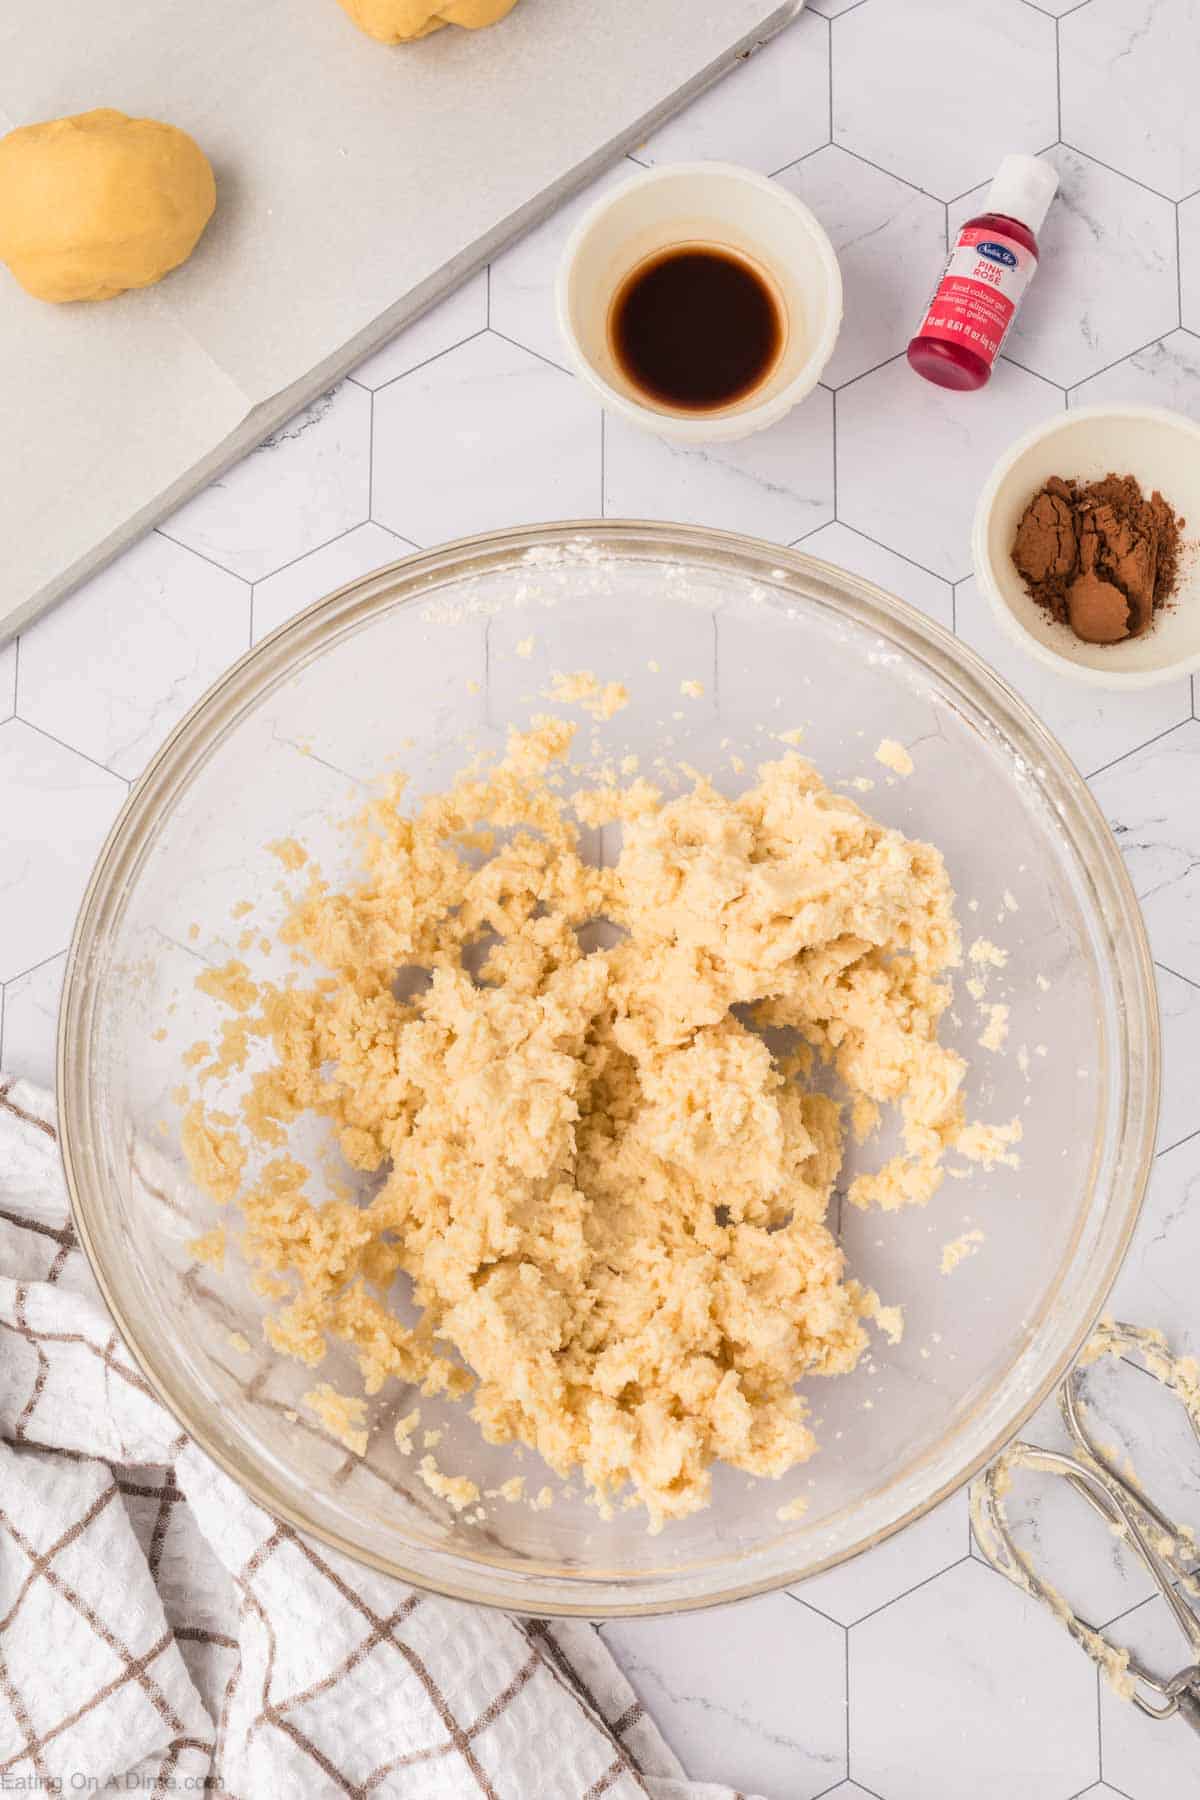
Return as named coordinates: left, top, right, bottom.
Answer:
left=0, top=1079, right=723, bottom=1800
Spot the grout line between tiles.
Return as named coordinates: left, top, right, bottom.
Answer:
left=830, top=143, right=947, bottom=206
left=367, top=389, right=375, bottom=524
left=848, top=1554, right=974, bottom=1630
left=1058, top=142, right=1178, bottom=206
left=768, top=149, right=807, bottom=180
left=1085, top=715, right=1192, bottom=783
left=831, top=346, right=906, bottom=395
left=17, top=718, right=131, bottom=788
left=783, top=1589, right=843, bottom=1631
left=2, top=945, right=70, bottom=992
left=1155, top=958, right=1200, bottom=993
left=827, top=516, right=956, bottom=587
left=1157, top=1121, right=1200, bottom=1158
left=843, top=1624, right=850, bottom=1785
left=488, top=325, right=575, bottom=378
left=259, top=520, right=393, bottom=591
left=1068, top=329, right=1186, bottom=397
left=994, top=352, right=1065, bottom=391
left=153, top=528, right=253, bottom=588
left=830, top=387, right=838, bottom=520
left=824, top=11, right=832, bottom=145
left=366, top=326, right=490, bottom=398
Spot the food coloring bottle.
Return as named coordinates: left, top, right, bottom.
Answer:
left=907, top=155, right=1058, bottom=391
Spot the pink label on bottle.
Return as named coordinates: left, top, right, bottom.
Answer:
left=914, top=227, right=1036, bottom=365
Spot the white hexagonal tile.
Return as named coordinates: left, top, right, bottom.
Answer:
left=1, top=951, right=65, bottom=1089
left=17, top=533, right=248, bottom=781
left=1180, top=195, right=1200, bottom=335
left=352, top=270, right=488, bottom=391
left=950, top=149, right=1177, bottom=388
left=837, top=357, right=1061, bottom=580
left=953, top=576, right=1191, bottom=779
left=1157, top=964, right=1200, bottom=1154
left=163, top=382, right=371, bottom=582
left=1099, top=1595, right=1200, bottom=1799
left=252, top=523, right=409, bottom=644
left=604, top=387, right=832, bottom=542
left=0, top=720, right=127, bottom=984
left=372, top=332, right=600, bottom=545
left=832, top=0, right=1056, bottom=201
left=0, top=641, right=15, bottom=721
left=1061, top=0, right=1200, bottom=201
left=800, top=521, right=954, bottom=630
left=1089, top=719, right=1200, bottom=983
left=793, top=1491, right=968, bottom=1625
left=488, top=163, right=637, bottom=371
left=601, top=1592, right=845, bottom=1798
left=775, top=148, right=946, bottom=387
left=636, top=10, right=830, bottom=175
left=1108, top=1130, right=1200, bottom=1362
left=850, top=1559, right=1098, bottom=1800
left=1071, top=330, right=1200, bottom=411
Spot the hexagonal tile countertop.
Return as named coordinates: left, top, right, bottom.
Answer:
left=3, top=3, right=1199, bottom=1797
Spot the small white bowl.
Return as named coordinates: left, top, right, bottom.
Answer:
left=973, top=405, right=1200, bottom=689
left=555, top=161, right=842, bottom=444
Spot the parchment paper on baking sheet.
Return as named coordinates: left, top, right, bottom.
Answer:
left=0, top=0, right=801, bottom=636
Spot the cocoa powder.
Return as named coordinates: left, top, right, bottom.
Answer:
left=1011, top=472, right=1183, bottom=645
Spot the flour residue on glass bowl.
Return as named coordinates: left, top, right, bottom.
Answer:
left=60, top=524, right=1157, bottom=1615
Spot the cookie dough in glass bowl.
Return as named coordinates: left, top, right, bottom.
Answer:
left=60, top=522, right=1157, bottom=1615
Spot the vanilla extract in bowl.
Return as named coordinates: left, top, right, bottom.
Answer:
left=608, top=244, right=785, bottom=412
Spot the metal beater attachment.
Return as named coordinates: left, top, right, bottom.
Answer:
left=971, top=1320, right=1200, bottom=1732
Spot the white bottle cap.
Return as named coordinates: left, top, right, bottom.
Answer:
left=985, top=155, right=1059, bottom=235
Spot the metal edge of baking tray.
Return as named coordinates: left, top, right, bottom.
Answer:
left=6, top=0, right=805, bottom=644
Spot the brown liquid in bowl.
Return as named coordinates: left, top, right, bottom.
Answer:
left=609, top=245, right=784, bottom=412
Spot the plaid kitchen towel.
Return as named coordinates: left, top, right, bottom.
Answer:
left=0, top=1078, right=760, bottom=1800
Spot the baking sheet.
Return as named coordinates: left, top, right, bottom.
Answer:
left=0, top=0, right=803, bottom=636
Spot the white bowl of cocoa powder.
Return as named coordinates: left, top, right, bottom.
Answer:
left=973, top=405, right=1200, bottom=687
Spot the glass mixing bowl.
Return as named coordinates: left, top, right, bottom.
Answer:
left=59, top=522, right=1158, bottom=1616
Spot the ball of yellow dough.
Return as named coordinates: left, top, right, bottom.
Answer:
left=339, top=0, right=520, bottom=44
left=0, top=108, right=216, bottom=303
